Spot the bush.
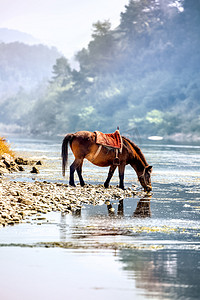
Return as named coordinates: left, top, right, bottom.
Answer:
left=0, top=137, right=15, bottom=157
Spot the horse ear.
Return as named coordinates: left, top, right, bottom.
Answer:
left=146, top=165, right=153, bottom=173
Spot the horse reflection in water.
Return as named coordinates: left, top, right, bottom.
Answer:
left=107, top=196, right=152, bottom=218
left=61, top=196, right=151, bottom=220
left=59, top=196, right=152, bottom=240
left=133, top=197, right=152, bottom=218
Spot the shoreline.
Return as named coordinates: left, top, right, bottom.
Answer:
left=0, top=176, right=137, bottom=227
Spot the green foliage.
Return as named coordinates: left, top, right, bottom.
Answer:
left=51, top=56, right=72, bottom=86
left=1, top=0, right=200, bottom=141
left=91, top=20, right=111, bottom=38
left=146, top=110, right=164, bottom=125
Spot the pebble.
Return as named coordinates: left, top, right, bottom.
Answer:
left=30, top=166, right=39, bottom=174
left=0, top=154, right=40, bottom=174
left=0, top=178, right=137, bottom=227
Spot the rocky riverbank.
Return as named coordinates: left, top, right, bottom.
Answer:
left=0, top=177, right=137, bottom=227
left=0, top=153, right=41, bottom=175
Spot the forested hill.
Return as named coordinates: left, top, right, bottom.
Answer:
left=0, top=41, right=60, bottom=96
left=1, top=0, right=200, bottom=141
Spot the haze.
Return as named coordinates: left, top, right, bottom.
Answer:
left=0, top=0, right=129, bottom=57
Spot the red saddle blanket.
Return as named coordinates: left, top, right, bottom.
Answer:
left=95, top=130, right=122, bottom=149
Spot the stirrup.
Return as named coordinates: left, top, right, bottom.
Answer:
left=113, top=149, right=120, bottom=165
left=113, top=157, right=120, bottom=165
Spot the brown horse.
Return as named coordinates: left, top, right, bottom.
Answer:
left=61, top=131, right=152, bottom=192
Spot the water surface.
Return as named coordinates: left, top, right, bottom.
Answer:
left=1, top=137, right=200, bottom=299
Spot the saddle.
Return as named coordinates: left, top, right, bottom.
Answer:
left=94, top=130, right=123, bottom=165
left=95, top=130, right=122, bottom=150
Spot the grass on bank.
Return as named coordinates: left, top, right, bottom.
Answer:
left=0, top=137, right=15, bottom=157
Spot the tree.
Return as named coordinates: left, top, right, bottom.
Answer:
left=51, top=56, right=72, bottom=86
left=2, top=0, right=200, bottom=140
left=91, top=20, right=111, bottom=39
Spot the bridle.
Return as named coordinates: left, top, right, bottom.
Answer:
left=138, top=168, right=151, bottom=191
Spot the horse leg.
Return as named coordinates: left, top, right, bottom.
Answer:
left=69, top=159, right=83, bottom=186
left=76, top=162, right=85, bottom=187
left=118, top=199, right=124, bottom=216
left=118, top=164, right=125, bottom=189
left=104, top=165, right=117, bottom=188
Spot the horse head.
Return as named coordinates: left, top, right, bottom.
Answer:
left=139, top=165, right=153, bottom=192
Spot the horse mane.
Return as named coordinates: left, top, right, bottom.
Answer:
left=122, top=136, right=148, bottom=166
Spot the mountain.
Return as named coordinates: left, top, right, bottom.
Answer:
left=0, top=41, right=61, bottom=97
left=1, top=0, right=200, bottom=140
left=0, top=28, right=40, bottom=45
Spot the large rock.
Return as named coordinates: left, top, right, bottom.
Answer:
left=0, top=154, right=24, bottom=174
left=30, top=166, right=39, bottom=174
left=1, top=153, right=14, bottom=168
left=15, top=157, right=28, bottom=165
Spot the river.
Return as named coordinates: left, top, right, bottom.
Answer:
left=0, top=136, right=200, bottom=300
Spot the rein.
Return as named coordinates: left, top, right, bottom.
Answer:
left=123, top=137, right=149, bottom=187
left=138, top=171, right=147, bottom=186
left=138, top=167, right=152, bottom=192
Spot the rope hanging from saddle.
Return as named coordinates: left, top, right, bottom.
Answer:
left=93, top=128, right=123, bottom=165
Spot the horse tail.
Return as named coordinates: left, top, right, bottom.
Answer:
left=61, top=134, right=73, bottom=177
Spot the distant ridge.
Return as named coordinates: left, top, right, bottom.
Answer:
left=0, top=28, right=41, bottom=45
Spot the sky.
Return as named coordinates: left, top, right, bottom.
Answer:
left=0, top=0, right=129, bottom=58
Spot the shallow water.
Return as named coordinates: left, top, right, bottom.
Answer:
left=1, top=137, right=200, bottom=299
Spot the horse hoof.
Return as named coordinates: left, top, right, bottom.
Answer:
left=119, top=186, right=125, bottom=190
